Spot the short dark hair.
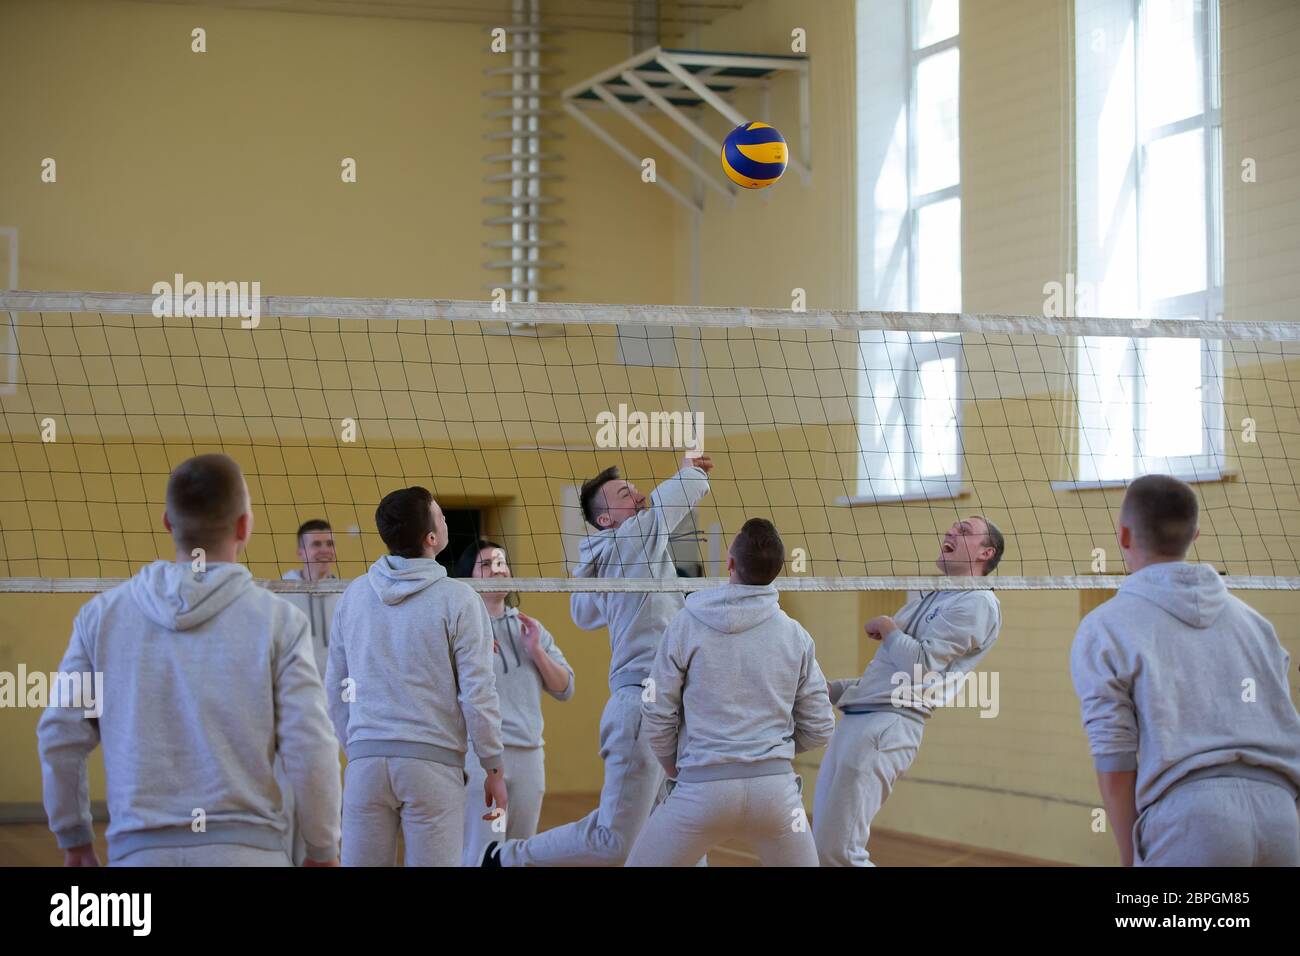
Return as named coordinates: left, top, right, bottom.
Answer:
left=973, top=515, right=1005, bottom=574
left=165, top=453, right=248, bottom=552
left=296, top=519, right=331, bottom=545
left=732, top=517, right=785, bottom=585
left=375, top=486, right=435, bottom=558
left=580, top=466, right=621, bottom=528
left=453, top=538, right=506, bottom=579
left=1122, top=474, right=1199, bottom=557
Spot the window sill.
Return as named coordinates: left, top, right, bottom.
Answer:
left=1050, top=468, right=1238, bottom=492
left=837, top=488, right=972, bottom=506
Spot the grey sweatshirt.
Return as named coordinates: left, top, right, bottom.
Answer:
left=326, top=555, right=505, bottom=771
left=280, top=568, right=339, bottom=679
left=484, top=607, right=574, bottom=749
left=570, top=465, right=710, bottom=691
left=1071, top=561, right=1300, bottom=813
left=36, top=560, right=342, bottom=861
left=642, top=583, right=835, bottom=782
left=829, top=588, right=1002, bottom=721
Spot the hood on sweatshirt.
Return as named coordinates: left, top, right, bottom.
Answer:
left=684, top=583, right=782, bottom=634
left=367, top=554, right=448, bottom=605
left=128, top=560, right=254, bottom=631
left=1120, top=561, right=1227, bottom=629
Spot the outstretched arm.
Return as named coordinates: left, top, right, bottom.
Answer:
left=646, top=455, right=713, bottom=535
left=604, top=458, right=713, bottom=576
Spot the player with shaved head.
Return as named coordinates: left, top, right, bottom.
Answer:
left=37, top=453, right=341, bottom=866
left=1071, top=474, right=1300, bottom=866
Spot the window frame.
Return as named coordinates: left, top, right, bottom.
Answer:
left=852, top=0, right=965, bottom=505
left=906, top=21, right=961, bottom=306
left=1069, top=0, right=1225, bottom=487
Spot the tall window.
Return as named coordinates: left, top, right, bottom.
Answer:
left=856, top=0, right=962, bottom=500
left=1074, top=0, right=1223, bottom=483
left=909, top=0, right=961, bottom=315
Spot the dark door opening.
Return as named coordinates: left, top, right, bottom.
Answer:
left=438, top=508, right=486, bottom=577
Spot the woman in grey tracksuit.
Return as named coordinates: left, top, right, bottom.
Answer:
left=454, top=540, right=575, bottom=866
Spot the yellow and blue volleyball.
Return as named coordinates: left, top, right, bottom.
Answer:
left=721, top=121, right=788, bottom=189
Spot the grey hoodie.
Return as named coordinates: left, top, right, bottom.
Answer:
left=829, top=588, right=1002, bottom=721
left=36, top=560, right=342, bottom=862
left=642, top=583, right=835, bottom=782
left=484, top=607, right=574, bottom=749
left=326, top=555, right=504, bottom=771
left=280, top=568, right=338, bottom=679
left=1071, top=561, right=1300, bottom=813
left=570, top=465, right=710, bottom=691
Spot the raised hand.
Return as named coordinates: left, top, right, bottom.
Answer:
left=517, top=612, right=541, bottom=655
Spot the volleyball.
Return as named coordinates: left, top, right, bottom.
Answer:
left=721, top=121, right=788, bottom=189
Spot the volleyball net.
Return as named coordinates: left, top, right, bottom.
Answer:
left=2, top=290, right=1299, bottom=593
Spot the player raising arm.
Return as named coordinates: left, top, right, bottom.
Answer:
left=483, top=453, right=712, bottom=867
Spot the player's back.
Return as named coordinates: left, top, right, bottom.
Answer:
left=653, top=583, right=833, bottom=779
left=329, top=555, right=494, bottom=761
left=53, top=560, right=319, bottom=850
left=1073, top=561, right=1300, bottom=809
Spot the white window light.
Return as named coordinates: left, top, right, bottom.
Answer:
left=1069, top=0, right=1224, bottom=488
left=853, top=0, right=963, bottom=504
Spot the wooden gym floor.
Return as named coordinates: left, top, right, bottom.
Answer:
left=0, top=793, right=1061, bottom=866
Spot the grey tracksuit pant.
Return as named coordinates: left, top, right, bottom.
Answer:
left=115, top=845, right=292, bottom=867
left=626, top=772, right=816, bottom=867
left=462, top=745, right=546, bottom=867
left=1135, top=770, right=1300, bottom=866
left=342, top=756, right=464, bottom=867
left=813, top=710, right=925, bottom=867
left=499, top=686, right=661, bottom=866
